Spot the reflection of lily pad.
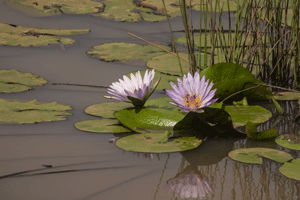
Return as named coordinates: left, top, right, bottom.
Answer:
left=279, top=158, right=300, bottom=181
left=116, top=131, right=202, bottom=153
left=0, top=99, right=72, bottom=124
left=0, top=23, right=90, bottom=47
left=74, top=119, right=132, bottom=133
left=275, top=134, right=300, bottom=150
left=6, top=0, right=104, bottom=16
left=0, top=69, right=47, bottom=93
left=225, top=106, right=272, bottom=128
left=114, top=107, right=185, bottom=133
left=273, top=92, right=300, bottom=101
left=228, top=148, right=293, bottom=164
left=87, top=43, right=170, bottom=64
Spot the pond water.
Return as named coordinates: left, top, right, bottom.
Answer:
left=0, top=1, right=300, bottom=199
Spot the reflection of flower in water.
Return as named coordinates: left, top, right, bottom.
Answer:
left=164, top=166, right=213, bottom=199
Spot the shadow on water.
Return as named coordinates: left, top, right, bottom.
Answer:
left=0, top=0, right=300, bottom=199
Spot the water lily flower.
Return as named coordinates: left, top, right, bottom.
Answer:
left=105, top=69, right=160, bottom=107
left=165, top=72, right=218, bottom=113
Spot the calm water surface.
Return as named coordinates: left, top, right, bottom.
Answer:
left=0, top=1, right=299, bottom=199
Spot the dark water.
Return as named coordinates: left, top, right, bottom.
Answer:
left=0, top=1, right=300, bottom=199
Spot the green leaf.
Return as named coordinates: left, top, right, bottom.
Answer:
left=0, top=99, right=72, bottom=124
left=233, top=97, right=248, bottom=106
left=225, top=105, right=272, bottom=128
left=87, top=43, right=171, bottom=64
left=115, top=131, right=202, bottom=153
left=271, top=97, right=284, bottom=114
left=84, top=97, right=181, bottom=119
left=114, top=107, right=185, bottom=133
left=273, top=92, right=300, bottom=101
left=6, top=0, right=104, bottom=16
left=74, top=119, right=132, bottom=133
left=199, top=63, right=273, bottom=101
left=228, top=148, right=293, bottom=164
left=147, top=53, right=210, bottom=76
left=279, top=158, right=300, bottom=181
left=0, top=23, right=90, bottom=47
left=275, top=134, right=300, bottom=150
left=246, top=121, right=277, bottom=140
left=0, top=69, right=47, bottom=93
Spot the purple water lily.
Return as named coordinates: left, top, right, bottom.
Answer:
left=165, top=72, right=218, bottom=113
left=106, top=69, right=159, bottom=107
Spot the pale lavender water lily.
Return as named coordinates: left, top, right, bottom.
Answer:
left=105, top=69, right=160, bottom=107
left=166, top=72, right=218, bottom=113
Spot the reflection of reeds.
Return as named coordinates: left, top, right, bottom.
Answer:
left=176, top=0, right=299, bottom=87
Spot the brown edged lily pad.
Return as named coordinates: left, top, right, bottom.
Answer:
left=74, top=119, right=132, bottom=133
left=0, top=23, right=90, bottom=47
left=0, top=69, right=47, bottom=93
left=0, top=99, right=72, bottom=124
left=6, top=0, right=104, bottom=16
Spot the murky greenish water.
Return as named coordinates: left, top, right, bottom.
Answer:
left=0, top=1, right=299, bottom=199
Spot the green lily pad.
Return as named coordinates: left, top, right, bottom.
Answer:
left=273, top=92, right=300, bottom=101
left=0, top=23, right=90, bottom=47
left=279, top=158, right=300, bottom=181
left=114, top=107, right=185, bottom=133
left=0, top=69, right=47, bottom=93
left=87, top=42, right=171, bottom=64
left=147, top=52, right=211, bottom=76
left=96, top=0, right=200, bottom=22
left=225, top=105, right=272, bottom=128
left=0, top=99, right=72, bottom=124
left=246, top=121, right=277, bottom=140
left=74, top=119, right=132, bottom=133
left=276, top=134, right=300, bottom=150
left=228, top=147, right=293, bottom=164
left=199, top=62, right=273, bottom=101
left=85, top=97, right=181, bottom=118
left=6, top=0, right=104, bottom=16
left=115, top=131, right=202, bottom=153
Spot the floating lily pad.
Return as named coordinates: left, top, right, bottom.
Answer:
left=279, top=158, right=300, bottom=181
left=273, top=92, right=300, bottom=101
left=228, top=147, right=293, bottom=164
left=0, top=69, right=47, bottom=93
left=0, top=23, right=90, bottom=47
left=276, top=134, right=300, bottom=150
left=74, top=119, right=132, bottom=133
left=0, top=99, right=72, bottom=124
left=246, top=121, right=277, bottom=140
left=87, top=42, right=171, bottom=64
left=147, top=52, right=210, bottom=76
left=96, top=0, right=198, bottom=22
left=114, top=107, right=185, bottom=133
left=115, top=131, right=202, bottom=153
left=85, top=97, right=181, bottom=118
left=6, top=0, right=104, bottom=16
left=199, top=62, right=273, bottom=101
left=225, top=106, right=272, bottom=128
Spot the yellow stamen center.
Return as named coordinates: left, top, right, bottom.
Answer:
left=183, top=94, right=202, bottom=109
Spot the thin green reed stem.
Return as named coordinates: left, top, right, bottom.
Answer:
left=162, top=0, right=183, bottom=77
left=204, top=0, right=208, bottom=68
left=198, top=0, right=202, bottom=73
left=179, top=0, right=197, bottom=74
